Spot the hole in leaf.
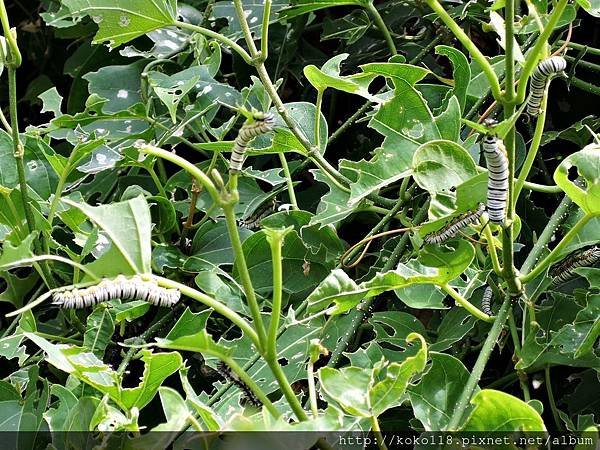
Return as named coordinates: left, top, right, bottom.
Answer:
left=567, top=165, right=579, bottom=182
left=277, top=358, right=288, bottom=367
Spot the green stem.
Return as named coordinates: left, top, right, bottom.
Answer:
left=515, top=0, right=569, bottom=104
left=557, top=41, right=600, bottom=57
left=447, top=295, right=511, bottom=430
left=153, top=275, right=261, bottom=348
left=139, top=144, right=219, bottom=203
left=117, top=306, right=181, bottom=374
left=35, top=332, right=81, bottom=345
left=514, top=97, right=548, bottom=204
left=482, top=215, right=503, bottom=276
left=224, top=356, right=279, bottom=417
left=266, top=230, right=284, bottom=358
left=175, top=21, right=253, bottom=64
left=278, top=153, right=298, bottom=209
left=0, top=0, right=21, bottom=67
left=563, top=54, right=600, bottom=74
left=7, top=68, right=36, bottom=239
left=501, top=102, right=521, bottom=295
left=222, top=200, right=268, bottom=347
left=570, top=77, right=600, bottom=96
left=441, top=284, right=494, bottom=322
left=365, top=1, right=397, bottom=55
left=307, top=361, right=319, bottom=418
left=520, top=213, right=595, bottom=283
left=0, top=107, right=11, bottom=132
left=507, top=311, right=530, bottom=401
left=370, top=415, right=388, bottom=450
left=504, top=0, right=517, bottom=102
left=314, top=90, right=324, bottom=150
left=265, top=357, right=307, bottom=421
left=425, top=0, right=502, bottom=100
left=260, top=0, right=272, bottom=60
left=522, top=181, right=562, bottom=193
left=545, top=366, right=564, bottom=431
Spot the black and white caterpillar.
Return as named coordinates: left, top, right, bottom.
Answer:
left=482, top=121, right=508, bottom=225
left=237, top=199, right=279, bottom=230
left=229, top=112, right=276, bottom=173
left=526, top=56, right=567, bottom=117
left=550, top=246, right=600, bottom=287
left=52, top=275, right=181, bottom=309
left=424, top=203, right=486, bottom=245
left=481, top=286, right=494, bottom=316
left=216, top=361, right=261, bottom=407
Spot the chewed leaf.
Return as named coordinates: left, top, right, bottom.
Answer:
left=554, top=144, right=600, bottom=214
left=62, top=0, right=177, bottom=48
left=62, top=196, right=152, bottom=277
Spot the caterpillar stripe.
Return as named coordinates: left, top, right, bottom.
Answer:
left=52, top=275, right=181, bottom=309
left=424, top=203, right=486, bottom=245
left=216, top=361, right=261, bottom=407
left=481, top=286, right=493, bottom=316
left=237, top=199, right=278, bottom=230
left=229, top=112, right=275, bottom=173
left=550, top=246, right=600, bottom=287
left=482, top=122, right=508, bottom=225
left=526, top=56, right=567, bottom=117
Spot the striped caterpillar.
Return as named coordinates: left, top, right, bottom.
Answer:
left=229, top=112, right=276, bottom=173
left=550, top=246, right=600, bottom=287
left=424, top=203, right=486, bottom=245
left=481, top=286, right=493, bottom=316
left=215, top=361, right=261, bottom=407
left=482, top=120, right=508, bottom=225
left=52, top=275, right=181, bottom=309
left=526, top=56, right=567, bottom=117
left=237, top=199, right=279, bottom=230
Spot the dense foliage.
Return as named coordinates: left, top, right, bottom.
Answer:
left=0, top=0, right=599, bottom=446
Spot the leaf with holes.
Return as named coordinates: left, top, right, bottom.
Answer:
left=62, top=0, right=178, bottom=48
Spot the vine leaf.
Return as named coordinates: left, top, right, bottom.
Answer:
left=318, top=333, right=427, bottom=418
left=24, top=332, right=181, bottom=411
left=461, top=389, right=546, bottom=431
left=554, top=144, right=600, bottom=215
left=408, top=352, right=476, bottom=431
left=62, top=0, right=178, bottom=48
left=62, top=195, right=152, bottom=278
left=280, top=0, right=368, bottom=20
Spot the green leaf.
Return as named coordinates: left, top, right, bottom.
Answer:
left=303, top=54, right=378, bottom=100
left=0, top=234, right=36, bottom=269
left=25, top=332, right=181, bottom=411
left=212, top=0, right=288, bottom=39
left=38, top=87, right=63, bottom=118
left=236, top=228, right=332, bottom=295
left=280, top=0, right=367, bottom=19
left=309, top=168, right=355, bottom=227
left=340, top=66, right=455, bottom=205
left=550, top=294, right=600, bottom=358
left=322, top=10, right=371, bottom=44
left=576, top=0, right=600, bottom=17
left=83, top=62, right=144, bottom=112
left=306, top=269, right=363, bottom=315
left=83, top=306, right=115, bottom=358
left=156, top=308, right=232, bottom=357
left=0, top=131, right=59, bottom=200
left=63, top=195, right=152, bottom=277
left=409, top=352, right=476, bottom=430
left=412, top=140, right=478, bottom=217
left=62, top=0, right=178, bottom=48
left=435, top=46, right=471, bottom=112
left=554, top=143, right=600, bottom=214
left=462, top=389, right=546, bottom=431
left=318, top=333, right=427, bottom=417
